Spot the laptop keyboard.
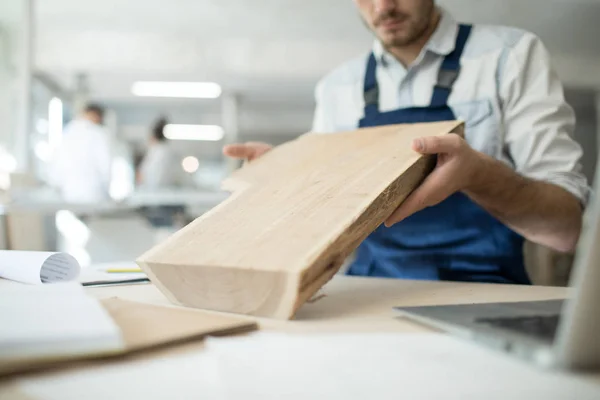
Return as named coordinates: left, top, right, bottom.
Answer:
left=475, top=314, right=561, bottom=341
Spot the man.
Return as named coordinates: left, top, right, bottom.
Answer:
left=137, top=116, right=182, bottom=190
left=138, top=116, right=187, bottom=231
left=224, top=0, right=589, bottom=284
left=51, top=103, right=112, bottom=203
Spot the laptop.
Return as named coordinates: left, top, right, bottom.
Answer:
left=395, top=161, right=600, bottom=370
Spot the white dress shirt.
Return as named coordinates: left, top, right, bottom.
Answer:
left=51, top=119, right=112, bottom=203
left=312, top=8, right=590, bottom=205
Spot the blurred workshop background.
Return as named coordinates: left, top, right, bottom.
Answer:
left=0, top=0, right=598, bottom=284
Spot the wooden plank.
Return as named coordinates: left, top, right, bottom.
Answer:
left=137, top=121, right=464, bottom=319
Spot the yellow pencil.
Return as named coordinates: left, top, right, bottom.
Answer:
left=106, top=268, right=143, bottom=273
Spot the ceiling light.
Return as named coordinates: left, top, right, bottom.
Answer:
left=181, top=156, right=200, bottom=174
left=131, top=81, right=222, bottom=98
left=164, top=124, right=224, bottom=141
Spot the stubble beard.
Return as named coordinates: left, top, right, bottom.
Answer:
left=365, top=2, right=436, bottom=50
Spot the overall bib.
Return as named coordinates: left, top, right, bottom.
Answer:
left=347, top=25, right=530, bottom=284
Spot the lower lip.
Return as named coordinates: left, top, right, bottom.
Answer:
left=380, top=19, right=406, bottom=30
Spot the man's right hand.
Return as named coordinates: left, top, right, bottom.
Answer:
left=222, top=142, right=272, bottom=162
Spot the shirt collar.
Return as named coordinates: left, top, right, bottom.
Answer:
left=372, top=7, right=459, bottom=67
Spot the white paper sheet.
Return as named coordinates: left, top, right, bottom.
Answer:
left=0, top=250, right=80, bottom=285
left=0, top=282, right=124, bottom=363
left=17, top=332, right=600, bottom=400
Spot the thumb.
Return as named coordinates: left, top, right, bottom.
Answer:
left=384, top=170, right=451, bottom=226
left=222, top=144, right=253, bottom=159
left=412, top=134, right=462, bottom=155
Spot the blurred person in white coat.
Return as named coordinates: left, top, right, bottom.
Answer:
left=50, top=104, right=112, bottom=203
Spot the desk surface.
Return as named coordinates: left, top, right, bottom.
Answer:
left=2, top=276, right=599, bottom=400
left=87, top=275, right=570, bottom=332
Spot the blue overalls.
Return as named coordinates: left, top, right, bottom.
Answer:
left=347, top=24, right=530, bottom=285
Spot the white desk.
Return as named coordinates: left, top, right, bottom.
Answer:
left=1, top=276, right=599, bottom=399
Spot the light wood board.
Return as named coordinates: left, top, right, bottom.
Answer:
left=137, top=121, right=464, bottom=319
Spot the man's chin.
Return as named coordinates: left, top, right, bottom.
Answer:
left=379, top=33, right=413, bottom=48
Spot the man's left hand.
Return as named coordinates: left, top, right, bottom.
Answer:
left=385, top=133, right=485, bottom=227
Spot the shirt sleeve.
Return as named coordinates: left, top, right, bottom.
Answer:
left=311, top=78, right=336, bottom=133
left=500, top=32, right=590, bottom=205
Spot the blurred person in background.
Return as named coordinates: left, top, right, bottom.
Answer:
left=138, top=116, right=186, bottom=230
left=50, top=103, right=111, bottom=203
left=224, top=0, right=588, bottom=285
left=137, top=117, right=182, bottom=190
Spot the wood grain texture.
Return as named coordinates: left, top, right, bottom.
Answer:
left=137, top=121, right=465, bottom=319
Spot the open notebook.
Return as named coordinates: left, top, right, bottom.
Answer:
left=0, top=282, right=125, bottom=368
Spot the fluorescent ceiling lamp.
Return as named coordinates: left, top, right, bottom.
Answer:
left=164, top=124, right=224, bottom=141
left=131, top=81, right=222, bottom=98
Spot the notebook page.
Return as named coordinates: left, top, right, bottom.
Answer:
left=0, top=282, right=124, bottom=363
left=0, top=251, right=80, bottom=284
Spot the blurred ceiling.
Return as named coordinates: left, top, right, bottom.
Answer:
left=34, top=0, right=600, bottom=103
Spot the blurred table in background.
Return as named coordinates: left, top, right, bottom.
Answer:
left=0, top=188, right=229, bottom=264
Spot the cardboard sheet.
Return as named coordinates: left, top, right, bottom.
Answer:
left=101, top=298, right=257, bottom=352
left=1, top=298, right=257, bottom=377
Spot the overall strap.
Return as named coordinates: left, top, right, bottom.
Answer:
left=362, top=52, right=379, bottom=117
left=430, top=24, right=472, bottom=107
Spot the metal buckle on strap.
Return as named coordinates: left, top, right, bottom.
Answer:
left=436, top=68, right=460, bottom=90
left=364, top=87, right=379, bottom=105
